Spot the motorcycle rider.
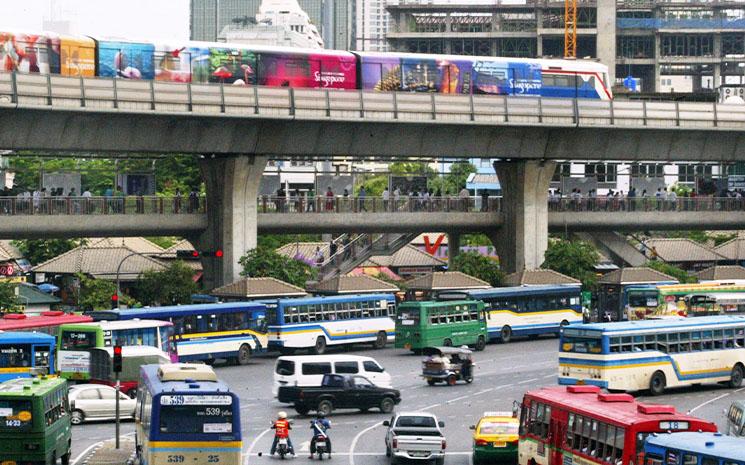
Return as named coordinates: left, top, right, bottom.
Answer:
left=271, top=411, right=295, bottom=456
left=309, top=412, right=331, bottom=458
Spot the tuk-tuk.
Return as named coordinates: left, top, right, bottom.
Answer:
left=421, top=346, right=474, bottom=386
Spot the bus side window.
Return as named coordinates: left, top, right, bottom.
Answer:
left=645, top=454, right=663, bottom=465
left=683, top=454, right=698, bottom=465
left=701, top=457, right=718, bottom=465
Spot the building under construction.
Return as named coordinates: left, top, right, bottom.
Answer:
left=385, top=0, right=745, bottom=93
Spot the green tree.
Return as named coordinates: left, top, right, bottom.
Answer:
left=137, top=261, right=198, bottom=306
left=356, top=174, right=388, bottom=196
left=77, top=273, right=118, bottom=311
left=429, top=161, right=477, bottom=195
left=12, top=239, right=83, bottom=266
left=0, top=282, right=20, bottom=313
left=542, top=239, right=600, bottom=288
left=644, top=260, right=696, bottom=284
left=239, top=247, right=316, bottom=288
left=450, top=251, right=504, bottom=287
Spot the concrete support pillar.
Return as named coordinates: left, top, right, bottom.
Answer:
left=596, top=0, right=616, bottom=85
left=196, top=155, right=268, bottom=290
left=448, top=232, right=461, bottom=269
left=654, top=35, right=662, bottom=93
left=535, top=8, right=543, bottom=57
left=492, top=160, right=556, bottom=273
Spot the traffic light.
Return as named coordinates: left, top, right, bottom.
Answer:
left=111, top=294, right=119, bottom=309
left=202, top=249, right=224, bottom=258
left=113, top=345, right=123, bottom=373
left=175, top=249, right=223, bottom=258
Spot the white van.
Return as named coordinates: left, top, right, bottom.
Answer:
left=273, top=354, right=392, bottom=397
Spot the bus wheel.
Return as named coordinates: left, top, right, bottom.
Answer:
left=443, top=338, right=453, bottom=347
left=649, top=371, right=666, bottom=396
left=373, top=331, right=387, bottom=349
left=61, top=450, right=71, bottom=465
left=313, top=337, right=327, bottom=355
left=730, top=364, right=744, bottom=388
left=475, top=336, right=486, bottom=351
left=237, top=344, right=252, bottom=365
left=71, top=410, right=84, bottom=425
left=500, top=326, right=512, bottom=344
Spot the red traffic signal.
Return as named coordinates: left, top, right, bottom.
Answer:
left=113, top=345, right=123, bottom=373
left=175, top=249, right=223, bottom=258
left=215, top=249, right=224, bottom=258
left=111, top=294, right=119, bottom=309
left=111, top=294, right=118, bottom=302
left=176, top=250, right=200, bottom=259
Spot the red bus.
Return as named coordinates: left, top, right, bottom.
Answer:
left=518, top=385, right=718, bottom=465
left=0, top=311, right=92, bottom=335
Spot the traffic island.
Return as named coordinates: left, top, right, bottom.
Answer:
left=78, top=438, right=136, bottom=465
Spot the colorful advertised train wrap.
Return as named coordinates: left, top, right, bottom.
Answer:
left=359, top=52, right=543, bottom=96
left=0, top=29, right=611, bottom=99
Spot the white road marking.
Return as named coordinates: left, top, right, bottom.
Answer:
left=299, top=441, right=311, bottom=452
left=246, top=427, right=273, bottom=465
left=543, top=374, right=556, bottom=379
left=72, top=441, right=103, bottom=465
left=349, top=421, right=383, bottom=465
left=688, top=386, right=745, bottom=414
left=518, top=378, right=539, bottom=385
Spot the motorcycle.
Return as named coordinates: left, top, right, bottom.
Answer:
left=277, top=437, right=290, bottom=460
left=313, top=434, right=328, bottom=460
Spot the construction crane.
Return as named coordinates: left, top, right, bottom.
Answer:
left=564, top=0, right=577, bottom=58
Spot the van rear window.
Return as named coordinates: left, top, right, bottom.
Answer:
left=302, top=363, right=332, bottom=375
left=276, top=360, right=295, bottom=376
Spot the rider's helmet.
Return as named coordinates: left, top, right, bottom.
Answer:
left=278, top=411, right=287, bottom=419
left=316, top=412, right=326, bottom=419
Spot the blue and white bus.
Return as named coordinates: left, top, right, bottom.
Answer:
left=91, top=302, right=268, bottom=365
left=559, top=315, right=745, bottom=395
left=136, top=363, right=242, bottom=465
left=266, top=294, right=396, bottom=354
left=0, top=332, right=55, bottom=381
left=451, top=285, right=583, bottom=343
left=644, top=432, right=745, bottom=465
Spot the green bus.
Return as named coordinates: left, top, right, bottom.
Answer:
left=0, top=376, right=71, bottom=465
left=395, top=300, right=488, bottom=352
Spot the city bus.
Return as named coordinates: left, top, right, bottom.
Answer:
left=518, top=385, right=718, bottom=465
left=266, top=294, right=396, bottom=355
left=644, top=432, right=745, bottom=465
left=136, top=363, right=242, bottom=465
left=57, top=320, right=175, bottom=381
left=0, top=332, right=55, bottom=382
left=0, top=376, right=72, bottom=465
left=0, top=311, right=92, bottom=335
left=459, top=285, right=583, bottom=342
left=726, top=400, right=745, bottom=438
left=395, top=300, right=488, bottom=352
left=90, top=301, right=268, bottom=365
left=558, top=315, right=745, bottom=395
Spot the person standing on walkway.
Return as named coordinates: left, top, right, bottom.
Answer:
left=393, top=187, right=401, bottom=211
left=382, top=187, right=390, bottom=212
left=329, top=240, right=338, bottom=265
left=358, top=186, right=367, bottom=212
left=325, top=186, right=334, bottom=212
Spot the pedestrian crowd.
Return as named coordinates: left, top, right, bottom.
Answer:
left=548, top=186, right=744, bottom=212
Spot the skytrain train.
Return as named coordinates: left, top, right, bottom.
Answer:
left=0, top=30, right=612, bottom=100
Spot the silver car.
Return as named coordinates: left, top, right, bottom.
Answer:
left=69, top=384, right=136, bottom=425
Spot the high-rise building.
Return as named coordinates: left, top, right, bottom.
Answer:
left=190, top=0, right=353, bottom=49
left=355, top=0, right=390, bottom=51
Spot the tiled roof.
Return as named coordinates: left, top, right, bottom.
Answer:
left=277, top=242, right=329, bottom=261
left=715, top=237, right=745, bottom=260
left=165, top=239, right=196, bottom=253
left=31, top=245, right=166, bottom=280
left=87, top=237, right=164, bottom=254
left=470, top=174, right=500, bottom=184
left=211, top=277, right=307, bottom=298
left=643, top=238, right=725, bottom=263
left=695, top=265, right=745, bottom=281
left=597, top=267, right=678, bottom=285
left=18, top=284, right=60, bottom=305
left=310, top=275, right=399, bottom=294
left=363, top=245, right=446, bottom=268
left=405, top=271, right=490, bottom=291
left=503, top=269, right=581, bottom=286
left=0, top=241, right=22, bottom=261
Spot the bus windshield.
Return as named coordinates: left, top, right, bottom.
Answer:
left=60, top=330, right=96, bottom=350
left=396, top=309, right=420, bottom=327
left=159, top=402, right=234, bottom=434
left=562, top=332, right=603, bottom=353
left=0, top=399, right=33, bottom=431
left=0, top=345, right=33, bottom=368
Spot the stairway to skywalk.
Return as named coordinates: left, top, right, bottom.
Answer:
left=315, top=232, right=419, bottom=281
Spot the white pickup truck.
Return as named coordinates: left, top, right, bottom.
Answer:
left=384, top=412, right=446, bottom=465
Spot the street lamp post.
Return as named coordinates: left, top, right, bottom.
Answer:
left=114, top=251, right=174, bottom=309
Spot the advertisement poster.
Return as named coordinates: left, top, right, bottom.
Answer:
left=154, top=43, right=192, bottom=82
left=0, top=31, right=52, bottom=74
left=257, top=52, right=356, bottom=89
left=117, top=173, right=156, bottom=195
left=59, top=351, right=90, bottom=374
left=98, top=40, right=155, bottom=79
left=57, top=36, right=96, bottom=77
